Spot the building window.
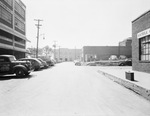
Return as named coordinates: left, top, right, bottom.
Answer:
left=15, top=36, right=25, bottom=44
left=15, top=1, right=25, bottom=19
left=140, top=35, right=150, bottom=61
left=0, top=6, right=12, bottom=24
left=15, top=17, right=25, bottom=32
left=4, top=0, right=13, bottom=7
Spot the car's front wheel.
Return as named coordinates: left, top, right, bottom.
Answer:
left=119, top=63, right=124, bottom=66
left=15, top=68, right=25, bottom=77
left=25, top=72, right=30, bottom=76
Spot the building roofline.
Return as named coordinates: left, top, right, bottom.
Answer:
left=16, top=0, right=26, bottom=9
left=83, top=46, right=118, bottom=47
left=121, top=37, right=132, bottom=42
left=83, top=46, right=132, bottom=48
left=132, top=9, right=150, bottom=23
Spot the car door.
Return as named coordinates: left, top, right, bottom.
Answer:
left=0, top=57, right=11, bottom=74
left=21, top=59, right=35, bottom=69
left=25, top=59, right=36, bottom=70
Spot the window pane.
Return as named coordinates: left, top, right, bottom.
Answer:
left=146, top=44, right=148, bottom=48
left=148, top=36, right=150, bottom=41
left=146, top=49, right=149, bottom=54
left=141, top=48, right=144, bottom=55
left=148, top=48, right=150, bottom=54
left=146, top=37, right=148, bottom=42
left=141, top=55, right=144, bottom=60
left=145, top=55, right=148, bottom=60
left=142, top=37, right=146, bottom=43
left=149, top=55, right=150, bottom=61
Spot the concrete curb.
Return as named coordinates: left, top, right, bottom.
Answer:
left=97, top=70, right=150, bottom=101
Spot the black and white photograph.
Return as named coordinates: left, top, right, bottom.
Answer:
left=0, top=0, right=150, bottom=115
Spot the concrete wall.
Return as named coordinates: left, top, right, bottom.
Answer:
left=132, top=10, right=150, bottom=73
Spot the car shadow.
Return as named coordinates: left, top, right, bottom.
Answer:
left=133, top=80, right=138, bottom=82
left=0, top=74, right=34, bottom=81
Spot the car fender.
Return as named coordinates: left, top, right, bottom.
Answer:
left=13, top=65, right=28, bottom=73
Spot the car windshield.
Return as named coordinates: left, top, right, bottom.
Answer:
left=38, top=58, right=43, bottom=62
left=9, top=56, right=16, bottom=61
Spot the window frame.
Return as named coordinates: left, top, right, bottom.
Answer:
left=139, top=35, right=150, bottom=62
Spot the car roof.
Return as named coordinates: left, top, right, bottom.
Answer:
left=0, top=55, right=15, bottom=57
left=38, top=58, right=42, bottom=60
left=20, top=58, right=41, bottom=62
left=20, top=58, right=36, bottom=59
left=20, top=58, right=37, bottom=61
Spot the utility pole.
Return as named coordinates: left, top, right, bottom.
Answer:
left=75, top=46, right=76, bottom=60
left=118, top=41, right=120, bottom=58
left=53, top=41, right=57, bottom=60
left=34, top=19, right=43, bottom=58
left=58, top=46, right=61, bottom=60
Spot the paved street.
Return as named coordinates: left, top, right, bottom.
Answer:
left=0, top=62, right=150, bottom=116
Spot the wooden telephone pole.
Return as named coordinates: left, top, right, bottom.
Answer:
left=34, top=19, right=43, bottom=58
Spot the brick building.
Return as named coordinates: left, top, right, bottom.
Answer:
left=0, top=0, right=28, bottom=59
left=82, top=46, right=131, bottom=62
left=119, top=37, right=132, bottom=47
left=132, top=10, right=150, bottom=73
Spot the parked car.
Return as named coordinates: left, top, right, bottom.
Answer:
left=86, top=62, right=97, bottom=66
left=46, top=59, right=55, bottom=66
left=119, top=55, right=127, bottom=60
left=119, top=59, right=132, bottom=66
left=74, top=60, right=82, bottom=66
left=37, top=58, right=49, bottom=68
left=19, top=58, right=44, bottom=71
left=0, top=55, right=33, bottom=77
left=109, top=55, right=118, bottom=60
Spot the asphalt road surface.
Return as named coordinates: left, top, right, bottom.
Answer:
left=0, top=62, right=150, bottom=116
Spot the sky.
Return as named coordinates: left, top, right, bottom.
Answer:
left=22, top=0, right=150, bottom=49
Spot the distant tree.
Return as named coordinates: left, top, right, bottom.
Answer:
left=27, top=47, right=36, bottom=57
left=43, top=45, right=52, bottom=56
left=38, top=48, right=43, bottom=55
left=27, top=46, right=52, bottom=57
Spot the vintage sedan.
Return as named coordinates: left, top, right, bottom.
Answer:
left=0, top=55, right=33, bottom=77
left=19, top=58, right=44, bottom=71
left=37, top=58, right=49, bottom=68
left=119, top=59, right=132, bottom=66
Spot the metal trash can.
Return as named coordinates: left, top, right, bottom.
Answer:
left=125, top=71, right=134, bottom=81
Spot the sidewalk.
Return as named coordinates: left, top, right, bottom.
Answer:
left=97, top=66, right=150, bottom=101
